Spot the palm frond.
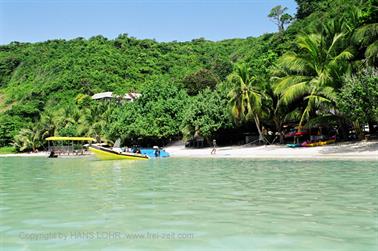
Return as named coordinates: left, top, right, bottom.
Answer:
left=281, top=81, right=310, bottom=105
left=318, top=86, right=337, bottom=102
left=297, top=34, right=321, bottom=63
left=278, top=52, right=313, bottom=73
left=284, top=108, right=302, bottom=122
left=274, top=75, right=310, bottom=95
left=365, top=41, right=378, bottom=64
left=327, top=32, right=345, bottom=56
left=304, top=94, right=332, bottom=107
left=353, top=23, right=378, bottom=46
left=330, top=50, right=354, bottom=65
left=305, top=114, right=343, bottom=128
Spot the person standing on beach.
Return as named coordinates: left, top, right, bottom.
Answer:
left=211, top=139, right=217, bottom=155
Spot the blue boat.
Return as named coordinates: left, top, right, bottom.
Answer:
left=140, top=148, right=170, bottom=158
left=287, top=143, right=301, bottom=148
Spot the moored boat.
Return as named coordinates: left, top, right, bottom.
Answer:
left=88, top=145, right=149, bottom=160
left=140, top=148, right=170, bottom=158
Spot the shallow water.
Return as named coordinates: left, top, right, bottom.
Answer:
left=0, top=157, right=377, bottom=251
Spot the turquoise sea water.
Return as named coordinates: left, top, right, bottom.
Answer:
left=0, top=157, right=377, bottom=251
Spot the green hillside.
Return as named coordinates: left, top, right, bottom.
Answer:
left=0, top=0, right=377, bottom=151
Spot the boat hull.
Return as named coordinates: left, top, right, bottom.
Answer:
left=287, top=143, right=301, bottom=148
left=302, top=139, right=336, bottom=147
left=88, top=146, right=149, bottom=160
left=140, top=148, right=170, bottom=158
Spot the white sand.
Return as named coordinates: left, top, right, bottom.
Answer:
left=1, top=141, right=377, bottom=160
left=165, top=140, right=378, bottom=160
left=0, top=152, right=90, bottom=158
left=0, top=151, right=50, bottom=157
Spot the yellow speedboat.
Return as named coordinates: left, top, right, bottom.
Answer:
left=88, top=145, right=149, bottom=160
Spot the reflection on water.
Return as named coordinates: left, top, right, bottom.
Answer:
left=0, top=157, right=377, bottom=251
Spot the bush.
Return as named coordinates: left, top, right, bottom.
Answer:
left=338, top=67, right=378, bottom=125
left=0, top=146, right=16, bottom=154
left=0, top=114, right=24, bottom=146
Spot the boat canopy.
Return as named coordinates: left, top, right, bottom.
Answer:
left=46, top=137, right=96, bottom=141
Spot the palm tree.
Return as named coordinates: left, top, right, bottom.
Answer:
left=13, top=127, right=43, bottom=152
left=38, top=110, right=59, bottom=138
left=228, top=64, right=266, bottom=143
left=353, top=23, right=378, bottom=65
left=263, top=86, right=302, bottom=143
left=77, top=102, right=112, bottom=142
left=273, top=30, right=353, bottom=127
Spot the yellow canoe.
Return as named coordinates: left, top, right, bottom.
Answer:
left=303, top=139, right=336, bottom=147
left=88, top=145, right=149, bottom=160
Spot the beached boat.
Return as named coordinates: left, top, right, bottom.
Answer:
left=287, top=143, right=301, bottom=148
left=88, top=145, right=149, bottom=160
left=284, top=129, right=319, bottom=138
left=301, top=139, right=336, bottom=147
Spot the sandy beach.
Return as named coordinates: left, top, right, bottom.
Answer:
left=1, top=141, right=377, bottom=160
left=165, top=140, right=378, bottom=160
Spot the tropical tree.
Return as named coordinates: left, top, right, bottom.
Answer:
left=182, top=68, right=219, bottom=95
left=268, top=5, right=293, bottom=32
left=228, top=64, right=266, bottom=143
left=13, top=127, right=43, bottom=152
left=0, top=115, right=23, bottom=147
left=37, top=110, right=59, bottom=139
left=106, top=77, right=189, bottom=145
left=181, top=88, right=233, bottom=142
left=273, top=28, right=353, bottom=127
left=77, top=102, right=113, bottom=142
left=338, top=67, right=378, bottom=137
left=353, top=23, right=378, bottom=66
left=262, top=85, right=302, bottom=143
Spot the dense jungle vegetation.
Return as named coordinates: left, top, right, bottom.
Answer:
left=0, top=0, right=377, bottom=151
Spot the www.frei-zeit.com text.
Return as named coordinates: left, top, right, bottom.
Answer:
left=19, top=231, right=195, bottom=241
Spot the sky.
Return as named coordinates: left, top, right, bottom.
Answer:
left=0, top=0, right=297, bottom=45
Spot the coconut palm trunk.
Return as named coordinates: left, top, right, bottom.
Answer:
left=228, top=64, right=268, bottom=144
left=254, top=114, right=267, bottom=144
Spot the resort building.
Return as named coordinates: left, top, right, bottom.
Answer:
left=91, top=91, right=114, bottom=101
left=123, top=92, right=142, bottom=102
left=92, top=91, right=141, bottom=102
